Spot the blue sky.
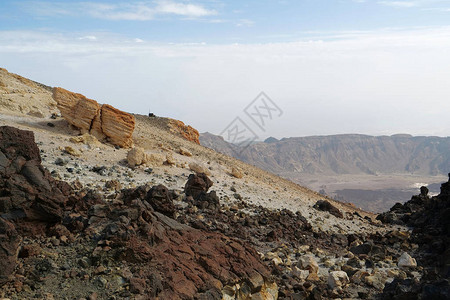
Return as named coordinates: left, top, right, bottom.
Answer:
left=2, top=1, right=450, bottom=42
left=1, top=1, right=450, bottom=138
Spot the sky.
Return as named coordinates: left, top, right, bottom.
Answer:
left=1, top=0, right=450, bottom=140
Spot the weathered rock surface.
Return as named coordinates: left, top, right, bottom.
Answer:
left=0, top=126, right=69, bottom=225
left=328, top=271, right=349, bottom=289
left=313, top=199, right=343, bottom=218
left=127, top=147, right=147, bottom=167
left=53, top=87, right=135, bottom=148
left=184, top=173, right=213, bottom=198
left=0, top=126, right=73, bottom=284
left=168, top=119, right=200, bottom=144
left=188, top=162, right=211, bottom=175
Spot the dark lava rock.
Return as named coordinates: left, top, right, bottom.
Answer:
left=194, top=190, right=220, bottom=211
left=145, top=184, right=176, bottom=217
left=313, top=200, right=343, bottom=218
left=380, top=175, right=450, bottom=300
left=184, top=173, right=213, bottom=198
left=350, top=241, right=373, bottom=255
left=0, top=126, right=70, bottom=226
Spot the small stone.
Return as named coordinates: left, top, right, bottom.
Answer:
left=165, top=153, right=176, bottom=165
left=231, top=167, right=243, bottom=178
left=297, top=255, right=319, bottom=274
left=64, top=146, right=81, bottom=156
left=55, top=157, right=68, bottom=166
left=398, top=252, right=417, bottom=268
left=179, top=147, right=192, bottom=156
left=328, top=271, right=349, bottom=289
left=189, top=162, right=211, bottom=175
left=88, top=292, right=98, bottom=300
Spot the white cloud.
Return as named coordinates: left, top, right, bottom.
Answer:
left=22, top=1, right=217, bottom=21
left=155, top=1, right=217, bottom=17
left=1, top=27, right=450, bottom=137
left=378, top=1, right=419, bottom=7
left=377, top=0, right=450, bottom=8
left=78, top=35, right=97, bottom=41
left=235, top=19, right=254, bottom=27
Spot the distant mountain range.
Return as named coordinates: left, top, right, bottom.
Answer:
left=200, top=133, right=450, bottom=177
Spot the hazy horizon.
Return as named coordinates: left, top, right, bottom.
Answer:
left=1, top=1, right=450, bottom=139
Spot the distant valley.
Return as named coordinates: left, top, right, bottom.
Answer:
left=200, top=133, right=450, bottom=212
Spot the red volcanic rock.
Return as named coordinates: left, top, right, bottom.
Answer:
left=53, top=88, right=135, bottom=148
left=0, top=126, right=69, bottom=225
left=98, top=200, right=270, bottom=299
left=0, top=218, right=20, bottom=285
left=0, top=126, right=76, bottom=286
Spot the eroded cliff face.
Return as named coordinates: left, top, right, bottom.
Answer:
left=53, top=87, right=135, bottom=148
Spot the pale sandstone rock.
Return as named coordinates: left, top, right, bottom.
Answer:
left=328, top=271, right=349, bottom=289
left=188, top=162, right=211, bottom=175
left=165, top=153, right=176, bottom=166
left=100, top=104, right=135, bottom=148
left=167, top=119, right=200, bottom=144
left=231, top=167, right=244, bottom=179
left=53, top=88, right=135, bottom=148
left=53, top=87, right=100, bottom=133
left=297, top=255, right=319, bottom=274
left=178, top=147, right=192, bottom=156
left=64, top=146, right=81, bottom=157
left=127, top=147, right=147, bottom=167
left=69, top=133, right=102, bottom=149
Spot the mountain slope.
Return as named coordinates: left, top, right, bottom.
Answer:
left=201, top=133, right=450, bottom=176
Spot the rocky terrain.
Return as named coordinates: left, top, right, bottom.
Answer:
left=0, top=68, right=449, bottom=299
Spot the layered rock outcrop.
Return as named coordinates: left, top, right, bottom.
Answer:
left=53, top=88, right=135, bottom=148
left=168, top=119, right=200, bottom=144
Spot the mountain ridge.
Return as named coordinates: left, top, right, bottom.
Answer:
left=201, top=132, right=450, bottom=176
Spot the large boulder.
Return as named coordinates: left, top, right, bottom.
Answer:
left=52, top=87, right=100, bottom=133
left=313, top=200, right=343, bottom=218
left=0, top=126, right=68, bottom=225
left=53, top=87, right=135, bottom=148
left=185, top=173, right=213, bottom=199
left=0, top=126, right=76, bottom=286
left=145, top=185, right=176, bottom=218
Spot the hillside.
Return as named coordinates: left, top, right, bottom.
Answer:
left=1, top=67, right=449, bottom=299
